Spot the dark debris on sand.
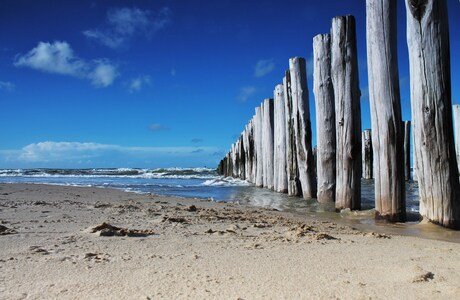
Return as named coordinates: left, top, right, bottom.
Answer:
left=89, top=222, right=156, bottom=237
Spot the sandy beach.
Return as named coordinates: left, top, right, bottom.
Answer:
left=1, top=183, right=460, bottom=299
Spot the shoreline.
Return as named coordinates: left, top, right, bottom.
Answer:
left=3, top=181, right=458, bottom=243
left=1, top=183, right=460, bottom=299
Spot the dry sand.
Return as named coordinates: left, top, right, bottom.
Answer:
left=1, top=183, right=460, bottom=299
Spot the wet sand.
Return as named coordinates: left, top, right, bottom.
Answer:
left=1, top=183, right=460, bottom=299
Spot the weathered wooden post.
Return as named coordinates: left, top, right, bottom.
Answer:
left=404, top=121, right=411, bottom=181
left=231, top=142, right=238, bottom=178
left=238, top=135, right=245, bottom=179
left=331, top=15, right=362, bottom=211
left=367, top=0, right=405, bottom=221
left=453, top=105, right=460, bottom=174
left=242, top=124, right=250, bottom=181
left=244, top=119, right=256, bottom=183
left=225, top=152, right=232, bottom=178
left=406, top=0, right=460, bottom=228
left=284, top=72, right=301, bottom=196
left=262, top=98, right=275, bottom=190
left=289, top=57, right=317, bottom=199
left=254, top=106, right=264, bottom=187
left=313, top=33, right=336, bottom=203
left=362, top=129, right=373, bottom=180
left=274, top=84, right=288, bottom=193
left=217, top=159, right=224, bottom=175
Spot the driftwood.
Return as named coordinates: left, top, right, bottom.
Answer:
left=406, top=0, right=460, bottom=228
left=404, top=121, right=411, bottom=181
left=331, top=15, right=362, bottom=211
left=274, top=84, right=288, bottom=193
left=289, top=57, right=316, bottom=199
left=284, top=72, right=301, bottom=196
left=313, top=33, right=336, bottom=203
left=367, top=0, right=406, bottom=221
left=362, top=129, right=373, bottom=180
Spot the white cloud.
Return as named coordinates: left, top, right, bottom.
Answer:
left=83, top=7, right=171, bottom=49
left=14, top=41, right=86, bottom=76
left=0, top=141, right=220, bottom=167
left=127, top=75, right=151, bottom=92
left=19, top=141, right=113, bottom=162
left=254, top=59, right=275, bottom=78
left=90, top=61, right=119, bottom=88
left=14, top=41, right=118, bottom=88
left=237, top=86, right=256, bottom=102
left=0, top=81, right=15, bottom=91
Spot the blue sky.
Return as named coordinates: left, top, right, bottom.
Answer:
left=0, top=0, right=459, bottom=168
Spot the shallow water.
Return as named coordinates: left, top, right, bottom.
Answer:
left=1, top=168, right=459, bottom=242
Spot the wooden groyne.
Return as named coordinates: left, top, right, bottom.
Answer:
left=218, top=0, right=459, bottom=229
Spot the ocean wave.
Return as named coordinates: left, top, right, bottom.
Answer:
left=201, top=177, right=250, bottom=187
left=0, top=168, right=218, bottom=180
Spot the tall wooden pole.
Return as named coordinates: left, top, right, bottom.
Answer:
left=231, top=142, right=237, bottom=178
left=367, top=0, right=405, bottom=221
left=274, top=84, right=288, bottom=193
left=361, top=129, right=373, bottom=180
left=313, top=33, right=336, bottom=203
left=406, top=0, right=460, bottom=228
left=404, top=121, right=411, bottom=181
left=262, top=98, right=274, bottom=190
left=289, top=57, right=317, bottom=199
left=243, top=119, right=255, bottom=183
left=331, top=15, right=362, bottom=211
left=254, top=106, right=264, bottom=187
left=238, top=135, right=245, bottom=180
left=284, top=72, right=301, bottom=196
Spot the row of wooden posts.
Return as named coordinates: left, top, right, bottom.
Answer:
left=217, top=0, right=460, bottom=229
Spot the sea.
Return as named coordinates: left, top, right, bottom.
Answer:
left=0, top=167, right=420, bottom=215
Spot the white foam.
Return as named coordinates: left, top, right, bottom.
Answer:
left=201, top=177, right=250, bottom=187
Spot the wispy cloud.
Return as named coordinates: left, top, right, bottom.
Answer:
left=191, top=138, right=203, bottom=144
left=14, top=41, right=118, bottom=88
left=254, top=59, right=275, bottom=78
left=149, top=123, right=169, bottom=131
left=237, top=86, right=256, bottom=102
left=0, top=81, right=15, bottom=91
left=83, top=7, right=171, bottom=49
left=127, top=75, right=151, bottom=92
left=191, top=148, right=204, bottom=154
